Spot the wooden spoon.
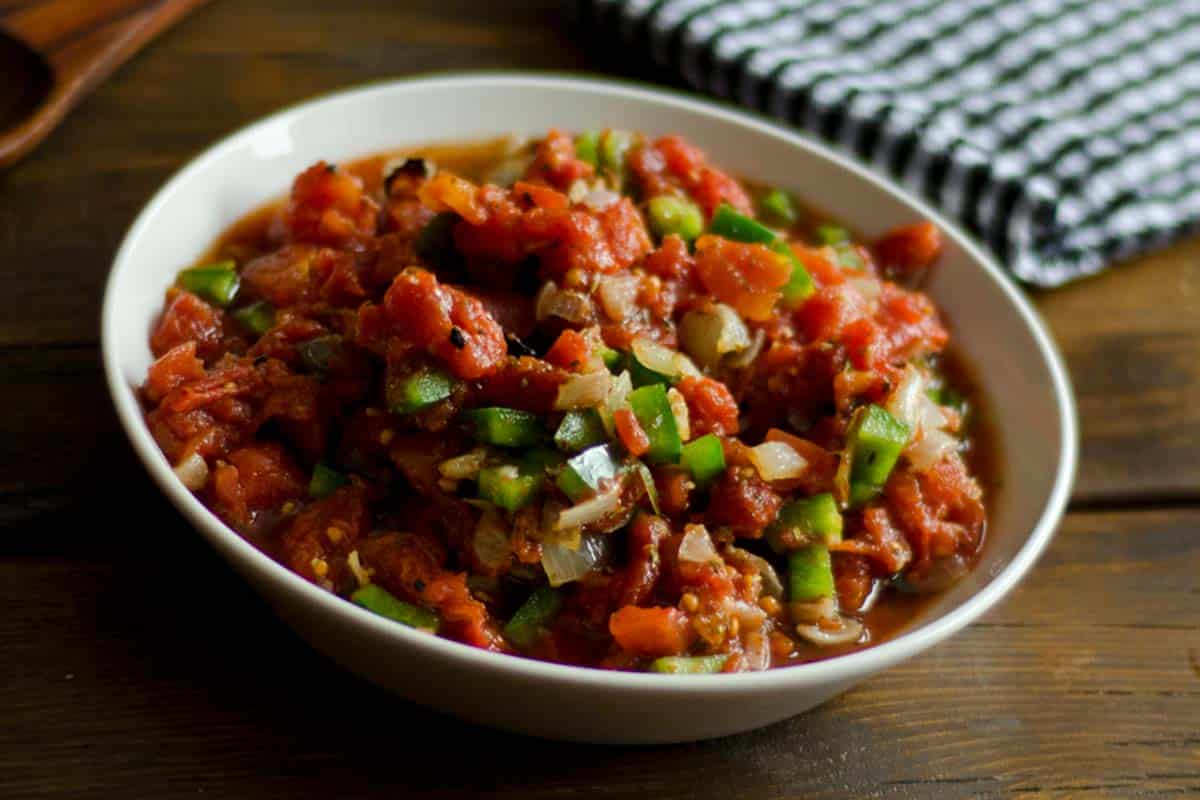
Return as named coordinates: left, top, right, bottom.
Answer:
left=0, top=0, right=210, bottom=168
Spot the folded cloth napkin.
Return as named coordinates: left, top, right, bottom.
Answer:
left=573, top=0, right=1200, bottom=286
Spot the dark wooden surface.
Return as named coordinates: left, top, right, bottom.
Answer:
left=0, top=0, right=210, bottom=167
left=0, top=1, right=1196, bottom=797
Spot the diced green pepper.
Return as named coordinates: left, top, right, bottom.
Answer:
left=648, top=654, right=728, bottom=674
left=415, top=212, right=460, bottom=270
left=771, top=240, right=816, bottom=306
left=759, top=188, right=797, bottom=226
left=647, top=195, right=704, bottom=242
left=178, top=261, right=240, bottom=307
left=477, top=464, right=541, bottom=512
left=832, top=242, right=865, bottom=271
left=232, top=301, right=274, bottom=335
left=521, top=446, right=564, bottom=474
left=298, top=335, right=343, bottom=374
left=625, top=351, right=676, bottom=388
left=628, top=384, right=682, bottom=464
left=709, top=203, right=776, bottom=245
left=309, top=462, right=347, bottom=499
left=788, top=545, right=835, bottom=602
left=768, top=493, right=843, bottom=552
left=680, top=433, right=726, bottom=486
left=503, top=586, right=563, bottom=649
left=633, top=461, right=660, bottom=514
left=927, top=384, right=967, bottom=415
left=817, top=225, right=849, bottom=245
left=557, top=443, right=622, bottom=501
left=351, top=584, right=439, bottom=632
left=847, top=404, right=910, bottom=488
left=388, top=366, right=455, bottom=414
left=849, top=481, right=882, bottom=508
left=466, top=407, right=543, bottom=448
left=575, top=130, right=600, bottom=167
left=554, top=409, right=607, bottom=453
left=599, top=344, right=623, bottom=371
left=600, top=129, right=634, bottom=181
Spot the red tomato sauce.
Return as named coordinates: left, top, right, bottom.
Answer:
left=141, top=131, right=994, bottom=673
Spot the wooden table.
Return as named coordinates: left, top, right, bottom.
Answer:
left=2, top=2, right=1196, bottom=797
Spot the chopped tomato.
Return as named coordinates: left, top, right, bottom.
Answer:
left=874, top=221, right=942, bottom=278
left=706, top=468, right=783, bottom=538
left=614, top=408, right=651, bottom=457
left=285, top=162, right=378, bottom=246
left=527, top=128, right=594, bottom=189
left=150, top=291, right=223, bottom=359
left=383, top=268, right=506, bottom=380
left=609, top=605, right=693, bottom=657
left=694, top=236, right=791, bottom=320
left=145, top=342, right=205, bottom=403
left=619, top=514, right=669, bottom=606
left=544, top=328, right=592, bottom=371
left=676, top=376, right=739, bottom=436
left=418, top=171, right=487, bottom=224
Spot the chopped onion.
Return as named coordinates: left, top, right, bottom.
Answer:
left=438, top=448, right=488, bottom=480
left=631, top=338, right=679, bottom=377
left=675, top=352, right=703, bottom=379
left=633, top=462, right=660, bottom=514
left=678, top=524, right=719, bottom=564
left=679, top=304, right=751, bottom=369
left=474, top=508, right=511, bottom=570
left=847, top=277, right=882, bottom=302
left=173, top=453, right=208, bottom=491
left=347, top=550, right=371, bottom=587
left=886, top=365, right=926, bottom=432
left=832, top=450, right=851, bottom=506
left=795, top=616, right=865, bottom=647
left=541, top=534, right=611, bottom=586
left=597, top=274, right=640, bottom=321
left=535, top=281, right=594, bottom=324
left=556, top=486, right=624, bottom=531
left=740, top=631, right=771, bottom=671
left=729, top=598, right=768, bottom=631
left=748, top=441, right=808, bottom=482
left=728, top=548, right=784, bottom=598
left=554, top=370, right=611, bottom=410
left=567, top=179, right=590, bottom=204
left=907, top=428, right=958, bottom=472
left=600, top=370, right=633, bottom=437
left=667, top=387, right=691, bottom=442
left=917, top=392, right=950, bottom=433
left=581, top=187, right=620, bottom=211
left=790, top=596, right=837, bottom=625
left=726, top=328, right=766, bottom=369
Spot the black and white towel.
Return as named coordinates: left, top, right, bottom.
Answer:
left=574, top=0, right=1200, bottom=286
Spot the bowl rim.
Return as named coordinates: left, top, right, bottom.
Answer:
left=101, top=71, right=1078, bottom=694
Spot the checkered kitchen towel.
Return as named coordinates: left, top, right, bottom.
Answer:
left=573, top=0, right=1200, bottom=286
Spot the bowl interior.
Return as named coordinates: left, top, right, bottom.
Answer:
left=103, top=75, right=1075, bottom=687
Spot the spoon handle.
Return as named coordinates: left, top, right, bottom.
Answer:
left=1, top=0, right=207, bottom=63
left=0, top=0, right=209, bottom=168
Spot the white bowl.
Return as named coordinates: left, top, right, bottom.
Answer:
left=102, top=73, right=1077, bottom=744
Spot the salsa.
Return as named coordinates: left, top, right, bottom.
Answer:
left=141, top=129, right=989, bottom=673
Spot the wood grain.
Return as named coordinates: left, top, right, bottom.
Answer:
left=0, top=507, right=1195, bottom=798
left=0, top=0, right=210, bottom=167
left=0, top=0, right=1197, bottom=796
left=1036, top=238, right=1200, bottom=505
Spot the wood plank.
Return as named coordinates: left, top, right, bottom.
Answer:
left=1, top=0, right=1197, bottom=502
left=0, top=507, right=1195, bottom=798
left=1037, top=238, right=1200, bottom=504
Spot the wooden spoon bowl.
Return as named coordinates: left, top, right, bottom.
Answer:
left=0, top=0, right=209, bottom=168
